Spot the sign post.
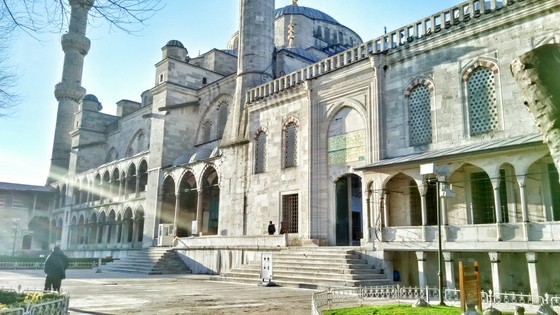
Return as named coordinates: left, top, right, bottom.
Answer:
left=459, top=261, right=482, bottom=312
left=259, top=252, right=277, bottom=287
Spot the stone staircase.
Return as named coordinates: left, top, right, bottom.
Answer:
left=220, top=247, right=390, bottom=289
left=102, top=247, right=191, bottom=275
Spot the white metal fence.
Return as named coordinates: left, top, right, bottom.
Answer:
left=0, top=291, right=69, bottom=315
left=311, top=285, right=558, bottom=315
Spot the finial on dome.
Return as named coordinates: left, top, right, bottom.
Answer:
left=292, top=0, right=298, bottom=5
left=288, top=15, right=295, bottom=48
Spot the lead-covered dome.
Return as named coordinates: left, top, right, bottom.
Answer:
left=274, top=5, right=339, bottom=24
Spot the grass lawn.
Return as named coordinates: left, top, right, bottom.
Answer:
left=322, top=304, right=515, bottom=315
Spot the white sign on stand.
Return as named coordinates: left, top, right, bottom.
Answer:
left=259, top=252, right=276, bottom=286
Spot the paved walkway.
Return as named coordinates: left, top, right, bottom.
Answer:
left=0, top=269, right=313, bottom=314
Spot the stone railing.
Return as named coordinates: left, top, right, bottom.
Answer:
left=246, top=0, right=529, bottom=103
left=311, top=285, right=554, bottom=315
left=379, top=221, right=560, bottom=243
left=0, top=261, right=97, bottom=270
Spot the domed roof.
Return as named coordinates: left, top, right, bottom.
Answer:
left=83, top=94, right=99, bottom=102
left=275, top=5, right=339, bottom=24
left=166, top=40, right=185, bottom=48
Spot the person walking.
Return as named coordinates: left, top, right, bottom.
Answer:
left=44, top=246, right=69, bottom=292
left=267, top=221, right=276, bottom=235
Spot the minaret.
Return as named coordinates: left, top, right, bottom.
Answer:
left=48, top=0, right=94, bottom=183
left=221, top=0, right=275, bottom=145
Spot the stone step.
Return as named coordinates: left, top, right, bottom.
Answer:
left=103, top=248, right=191, bottom=275
left=219, top=248, right=389, bottom=289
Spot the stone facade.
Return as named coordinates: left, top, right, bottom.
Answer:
left=19, top=0, right=560, bottom=297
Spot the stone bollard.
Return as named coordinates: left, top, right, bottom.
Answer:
left=412, top=298, right=429, bottom=307
left=537, top=304, right=558, bottom=315
left=514, top=306, right=525, bottom=315
left=483, top=307, right=502, bottom=315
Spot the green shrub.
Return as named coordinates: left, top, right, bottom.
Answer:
left=0, top=291, right=61, bottom=310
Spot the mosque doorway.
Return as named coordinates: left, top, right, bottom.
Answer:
left=201, top=166, right=219, bottom=235
left=335, top=174, right=363, bottom=246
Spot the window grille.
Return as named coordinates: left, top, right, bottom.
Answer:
left=549, top=163, right=560, bottom=221
left=202, top=120, right=212, bottom=143
left=471, top=172, right=495, bottom=224
left=254, top=131, right=266, bottom=174
left=284, top=122, right=298, bottom=168
left=498, top=169, right=509, bottom=223
left=282, top=194, right=299, bottom=233
left=467, top=67, right=498, bottom=135
left=409, top=85, right=432, bottom=146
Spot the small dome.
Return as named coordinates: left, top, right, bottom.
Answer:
left=172, top=153, right=192, bottom=167
left=83, top=94, right=99, bottom=103
left=166, top=40, right=185, bottom=48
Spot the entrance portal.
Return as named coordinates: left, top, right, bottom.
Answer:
left=335, top=174, right=363, bottom=246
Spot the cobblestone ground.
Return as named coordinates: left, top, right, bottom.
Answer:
left=0, top=270, right=313, bottom=314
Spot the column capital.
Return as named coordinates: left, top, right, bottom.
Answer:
left=525, top=252, right=537, bottom=263
left=489, top=251, right=501, bottom=263
left=442, top=251, right=453, bottom=262
left=415, top=251, right=427, bottom=261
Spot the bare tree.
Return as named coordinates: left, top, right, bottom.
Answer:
left=0, top=0, right=162, bottom=117
left=0, top=0, right=163, bottom=34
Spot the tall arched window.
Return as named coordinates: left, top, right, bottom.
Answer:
left=283, top=121, right=298, bottom=168
left=254, top=130, right=267, bottom=174
left=408, top=85, right=432, bottom=146
left=217, top=101, right=228, bottom=138
left=467, top=66, right=498, bottom=136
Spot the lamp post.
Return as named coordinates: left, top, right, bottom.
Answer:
left=420, top=163, right=453, bottom=306
left=11, top=217, right=20, bottom=257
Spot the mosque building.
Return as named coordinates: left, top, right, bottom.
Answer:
left=2, top=0, right=560, bottom=295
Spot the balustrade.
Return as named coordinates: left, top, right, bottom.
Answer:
left=246, top=0, right=528, bottom=103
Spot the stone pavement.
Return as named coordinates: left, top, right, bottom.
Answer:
left=0, top=269, right=313, bottom=314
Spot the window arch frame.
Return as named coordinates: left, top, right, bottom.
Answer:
left=462, top=59, right=502, bottom=137
left=253, top=127, right=268, bottom=174
left=282, top=117, right=299, bottom=169
left=404, top=78, right=435, bottom=147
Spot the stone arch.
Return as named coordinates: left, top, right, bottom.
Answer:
left=105, top=146, right=118, bottom=163
left=122, top=207, right=134, bottom=243
left=200, top=165, right=220, bottom=235
left=160, top=175, right=176, bottom=226
left=126, top=163, right=137, bottom=195
left=138, top=159, right=148, bottom=192
left=327, top=105, right=366, bottom=166
left=177, top=170, right=198, bottom=237
left=384, top=172, right=423, bottom=227
left=134, top=206, right=145, bottom=243
left=126, top=129, right=148, bottom=157
left=28, top=216, right=49, bottom=250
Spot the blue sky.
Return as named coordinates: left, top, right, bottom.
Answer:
left=0, top=0, right=459, bottom=185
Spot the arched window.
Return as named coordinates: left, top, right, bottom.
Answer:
left=408, top=85, right=432, bottom=146
left=202, top=120, right=212, bottom=143
left=217, top=101, right=228, bottom=138
left=467, top=66, right=498, bottom=136
left=254, top=130, right=267, bottom=174
left=283, top=121, right=298, bottom=168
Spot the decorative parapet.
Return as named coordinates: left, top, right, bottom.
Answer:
left=247, top=0, right=532, bottom=103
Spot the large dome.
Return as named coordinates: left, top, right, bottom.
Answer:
left=274, top=5, right=339, bottom=24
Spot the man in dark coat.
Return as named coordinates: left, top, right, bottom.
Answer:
left=43, top=246, right=69, bottom=292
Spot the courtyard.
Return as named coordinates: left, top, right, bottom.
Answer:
left=0, top=269, right=312, bottom=314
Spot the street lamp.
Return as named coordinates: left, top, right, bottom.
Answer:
left=11, top=217, right=20, bottom=257
left=420, top=163, right=453, bottom=306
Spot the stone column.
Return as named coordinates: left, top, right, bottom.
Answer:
left=173, top=193, right=181, bottom=236
left=525, top=252, right=540, bottom=299
left=517, top=175, right=530, bottom=241
left=443, top=251, right=456, bottom=289
left=419, top=183, right=429, bottom=242
left=416, top=251, right=428, bottom=288
left=196, top=189, right=204, bottom=235
left=489, top=252, right=502, bottom=295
